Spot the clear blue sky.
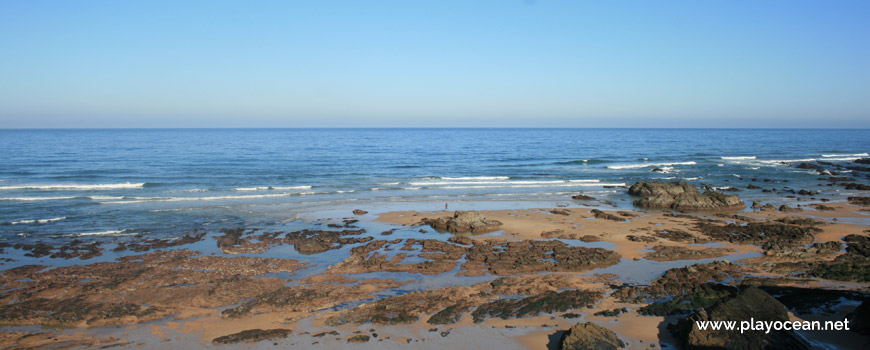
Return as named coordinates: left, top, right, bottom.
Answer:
left=1, top=0, right=868, bottom=128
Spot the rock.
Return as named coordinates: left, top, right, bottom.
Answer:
left=550, top=209, right=571, bottom=216
left=626, top=235, right=657, bottom=243
left=848, top=300, right=870, bottom=334
left=447, top=236, right=473, bottom=245
left=590, top=209, right=626, bottom=221
left=796, top=162, right=824, bottom=171
left=672, top=287, right=809, bottom=350
left=746, top=184, right=762, bottom=189
left=778, top=205, right=801, bottom=212
left=643, top=245, right=733, bottom=262
left=212, top=329, right=291, bottom=344
left=628, top=181, right=745, bottom=211
left=421, top=211, right=503, bottom=233
left=593, top=308, right=628, bottom=317
left=751, top=201, right=762, bottom=209
left=572, top=194, right=596, bottom=200
left=561, top=322, right=625, bottom=350
left=347, top=334, right=370, bottom=343
left=352, top=209, right=368, bottom=215
left=651, top=167, right=664, bottom=172
left=855, top=158, right=870, bottom=165
left=842, top=183, right=870, bottom=190
left=848, top=196, right=870, bottom=206
left=472, top=290, right=602, bottom=323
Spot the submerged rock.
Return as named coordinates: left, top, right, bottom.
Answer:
left=672, top=287, right=810, bottom=350
left=628, top=181, right=745, bottom=210
left=572, top=194, right=596, bottom=200
left=561, top=322, right=625, bottom=350
left=421, top=211, right=503, bottom=233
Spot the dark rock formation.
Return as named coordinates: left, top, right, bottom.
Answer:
left=590, top=209, right=626, bottom=221
left=561, top=322, right=625, bottom=350
left=212, top=329, right=291, bottom=344
left=809, top=234, right=870, bottom=282
left=593, top=308, right=627, bottom=317
left=842, top=183, right=870, bottom=190
left=447, top=236, right=473, bottom=245
left=352, top=209, right=368, bottom=215
left=855, top=158, right=870, bottom=165
left=420, top=211, right=503, bottom=233
left=572, top=194, right=596, bottom=200
left=471, top=290, right=602, bottom=323
left=849, top=196, right=870, bottom=206
left=796, top=162, right=824, bottom=171
left=628, top=181, right=745, bottom=210
left=672, top=287, right=810, bottom=350
left=346, top=334, right=370, bottom=343
left=643, top=245, right=733, bottom=262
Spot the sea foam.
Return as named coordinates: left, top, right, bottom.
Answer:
left=606, top=161, right=696, bottom=170
left=0, top=182, right=145, bottom=191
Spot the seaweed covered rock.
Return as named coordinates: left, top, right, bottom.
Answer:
left=212, top=329, right=291, bottom=344
left=561, top=322, right=625, bottom=350
left=421, top=211, right=503, bottom=233
left=672, top=287, right=809, bottom=350
left=809, top=234, right=870, bottom=282
left=628, top=181, right=745, bottom=210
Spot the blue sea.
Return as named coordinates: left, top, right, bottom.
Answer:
left=1, top=128, right=869, bottom=243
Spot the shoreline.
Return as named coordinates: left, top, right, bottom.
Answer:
left=2, top=188, right=870, bottom=349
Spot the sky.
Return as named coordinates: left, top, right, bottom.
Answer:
left=1, top=0, right=869, bottom=128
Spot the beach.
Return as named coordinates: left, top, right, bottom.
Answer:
left=2, top=181, right=870, bottom=348
left=1, top=129, right=870, bottom=349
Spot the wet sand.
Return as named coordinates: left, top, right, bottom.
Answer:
left=2, top=200, right=869, bottom=349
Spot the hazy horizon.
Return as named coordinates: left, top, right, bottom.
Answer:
left=2, top=0, right=868, bottom=128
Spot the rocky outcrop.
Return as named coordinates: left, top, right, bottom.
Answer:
left=561, top=322, right=625, bottom=350
left=628, top=181, right=745, bottom=210
left=571, top=194, right=596, bottom=200
left=672, top=287, right=810, bottom=350
left=352, top=209, right=368, bottom=215
left=848, top=196, right=870, bottom=206
left=212, top=329, right=291, bottom=344
left=590, top=209, right=626, bottom=221
left=420, top=211, right=502, bottom=233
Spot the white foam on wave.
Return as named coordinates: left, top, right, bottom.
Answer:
left=379, top=182, right=400, bottom=186
left=606, top=161, right=696, bottom=170
left=403, top=187, right=421, bottom=190
left=0, top=196, right=77, bottom=201
left=438, top=183, right=625, bottom=189
left=88, top=196, right=125, bottom=200
left=440, top=176, right=510, bottom=181
left=409, top=179, right=599, bottom=186
left=66, top=229, right=138, bottom=237
left=821, top=153, right=868, bottom=157
left=0, top=182, right=145, bottom=191
left=9, top=217, right=67, bottom=225
left=100, top=192, right=314, bottom=204
left=185, top=188, right=209, bottom=192
left=233, top=185, right=311, bottom=191
left=721, top=156, right=756, bottom=160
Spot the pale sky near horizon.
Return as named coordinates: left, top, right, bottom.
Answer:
left=1, top=0, right=869, bottom=128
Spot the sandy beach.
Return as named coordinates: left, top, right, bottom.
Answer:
left=3, top=181, right=869, bottom=349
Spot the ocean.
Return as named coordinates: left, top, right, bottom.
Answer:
left=1, top=128, right=868, bottom=242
